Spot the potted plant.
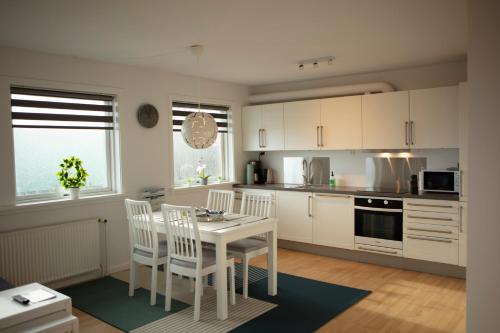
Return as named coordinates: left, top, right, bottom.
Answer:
left=186, top=176, right=193, bottom=187
left=196, top=164, right=210, bottom=185
left=217, top=176, right=223, bottom=184
left=56, top=156, right=89, bottom=199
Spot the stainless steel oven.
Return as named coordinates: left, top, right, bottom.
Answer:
left=354, top=197, right=403, bottom=250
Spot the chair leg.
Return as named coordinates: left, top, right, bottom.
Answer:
left=194, top=275, right=203, bottom=321
left=150, top=264, right=158, bottom=306
left=129, top=260, right=136, bottom=297
left=229, top=261, right=236, bottom=305
left=165, top=264, right=172, bottom=311
left=190, top=278, right=195, bottom=293
left=242, top=256, right=249, bottom=299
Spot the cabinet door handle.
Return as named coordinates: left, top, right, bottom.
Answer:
left=315, top=194, right=351, bottom=199
left=407, top=215, right=454, bottom=222
left=358, top=246, right=398, bottom=255
left=407, top=235, right=453, bottom=243
left=316, top=126, right=320, bottom=147
left=262, top=129, right=266, bottom=148
left=258, top=129, right=262, bottom=148
left=406, top=203, right=454, bottom=209
left=407, top=227, right=453, bottom=234
left=308, top=195, right=313, bottom=217
left=410, top=120, right=415, bottom=145
left=320, top=126, right=324, bottom=147
left=405, top=121, right=409, bottom=145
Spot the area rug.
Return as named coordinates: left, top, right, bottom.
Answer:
left=61, top=265, right=370, bottom=332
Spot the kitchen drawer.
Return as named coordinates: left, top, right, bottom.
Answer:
left=403, top=234, right=458, bottom=265
left=404, top=199, right=459, bottom=214
left=405, top=222, right=458, bottom=239
left=404, top=210, right=459, bottom=227
left=355, top=244, right=402, bottom=257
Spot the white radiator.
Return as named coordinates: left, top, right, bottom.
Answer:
left=0, top=219, right=105, bottom=286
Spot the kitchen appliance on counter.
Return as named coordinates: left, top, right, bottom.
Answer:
left=366, top=157, right=426, bottom=194
left=246, top=160, right=266, bottom=184
left=283, top=157, right=330, bottom=185
left=354, top=196, right=403, bottom=255
left=419, top=169, right=460, bottom=194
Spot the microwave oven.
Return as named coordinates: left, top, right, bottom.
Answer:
left=419, top=170, right=460, bottom=193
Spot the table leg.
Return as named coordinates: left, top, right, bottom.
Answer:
left=267, top=223, right=277, bottom=296
left=215, top=237, right=228, bottom=320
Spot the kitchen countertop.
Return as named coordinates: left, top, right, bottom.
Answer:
left=233, top=183, right=460, bottom=201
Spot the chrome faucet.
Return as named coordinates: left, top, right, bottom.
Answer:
left=302, top=159, right=312, bottom=185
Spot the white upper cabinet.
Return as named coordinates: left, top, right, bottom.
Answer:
left=242, top=104, right=284, bottom=151
left=242, top=105, right=262, bottom=151
left=284, top=100, right=321, bottom=150
left=261, top=104, right=284, bottom=151
left=458, top=82, right=469, bottom=201
left=409, top=86, right=458, bottom=149
left=320, top=96, right=363, bottom=150
left=362, top=91, right=410, bottom=149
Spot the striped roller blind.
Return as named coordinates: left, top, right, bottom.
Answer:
left=11, top=87, right=115, bottom=130
left=172, top=101, right=229, bottom=133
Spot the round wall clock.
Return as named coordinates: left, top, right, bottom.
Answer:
left=137, top=104, right=159, bottom=128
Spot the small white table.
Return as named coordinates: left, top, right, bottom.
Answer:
left=153, top=213, right=278, bottom=320
left=0, top=283, right=78, bottom=333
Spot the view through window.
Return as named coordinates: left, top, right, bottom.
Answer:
left=10, top=87, right=117, bottom=200
left=172, top=101, right=230, bottom=186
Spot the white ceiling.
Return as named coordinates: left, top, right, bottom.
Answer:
left=0, top=0, right=467, bottom=86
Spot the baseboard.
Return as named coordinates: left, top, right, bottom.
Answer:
left=278, top=240, right=466, bottom=279
left=108, top=262, right=130, bottom=274
left=47, top=269, right=103, bottom=289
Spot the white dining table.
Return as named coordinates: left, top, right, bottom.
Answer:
left=152, top=212, right=278, bottom=320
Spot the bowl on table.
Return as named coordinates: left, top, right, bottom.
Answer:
left=195, top=208, right=225, bottom=222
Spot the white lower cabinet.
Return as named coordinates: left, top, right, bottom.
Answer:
left=403, top=235, right=458, bottom=265
left=276, top=191, right=313, bottom=243
left=312, top=193, right=354, bottom=249
left=403, top=198, right=459, bottom=265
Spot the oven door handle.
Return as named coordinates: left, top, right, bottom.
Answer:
left=355, top=206, right=403, bottom=213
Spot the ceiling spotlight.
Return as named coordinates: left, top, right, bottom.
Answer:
left=298, top=63, right=304, bottom=70
left=313, top=61, right=319, bottom=69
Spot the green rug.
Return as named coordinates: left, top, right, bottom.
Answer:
left=61, top=265, right=370, bottom=332
left=61, top=276, right=189, bottom=331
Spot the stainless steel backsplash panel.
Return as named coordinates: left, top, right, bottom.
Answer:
left=366, top=157, right=427, bottom=192
left=310, top=157, right=330, bottom=185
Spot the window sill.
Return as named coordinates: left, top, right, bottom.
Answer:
left=172, top=181, right=236, bottom=193
left=0, top=192, right=127, bottom=215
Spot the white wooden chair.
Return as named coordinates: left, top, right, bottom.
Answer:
left=207, top=189, right=235, bottom=213
left=125, top=199, right=168, bottom=306
left=162, top=204, right=236, bottom=321
left=227, top=193, right=273, bottom=299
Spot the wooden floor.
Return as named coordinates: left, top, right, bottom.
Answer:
left=75, top=248, right=466, bottom=333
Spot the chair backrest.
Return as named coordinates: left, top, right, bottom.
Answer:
left=207, top=189, right=235, bottom=213
left=161, top=204, right=202, bottom=267
left=240, top=192, right=273, bottom=218
left=125, top=199, right=158, bottom=255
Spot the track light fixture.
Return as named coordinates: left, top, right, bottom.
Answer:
left=297, top=56, right=335, bottom=70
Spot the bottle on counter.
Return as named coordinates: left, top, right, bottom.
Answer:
left=329, top=171, right=336, bottom=187
left=410, top=174, right=418, bottom=194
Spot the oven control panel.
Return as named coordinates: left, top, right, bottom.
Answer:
left=355, top=197, right=403, bottom=209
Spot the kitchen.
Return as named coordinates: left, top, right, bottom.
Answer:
left=0, top=1, right=498, bottom=332
left=237, top=83, right=467, bottom=276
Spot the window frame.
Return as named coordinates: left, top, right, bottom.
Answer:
left=11, top=85, right=122, bottom=203
left=170, top=97, right=234, bottom=189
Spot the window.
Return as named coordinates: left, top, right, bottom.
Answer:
left=172, top=101, right=230, bottom=187
left=11, top=87, right=119, bottom=201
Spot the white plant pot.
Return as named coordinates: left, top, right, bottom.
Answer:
left=69, top=187, right=80, bottom=200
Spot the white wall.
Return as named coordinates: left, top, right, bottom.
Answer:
left=0, top=47, right=249, bottom=272
left=467, top=1, right=500, bottom=331
left=251, top=60, right=467, bottom=95
left=258, top=149, right=458, bottom=186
